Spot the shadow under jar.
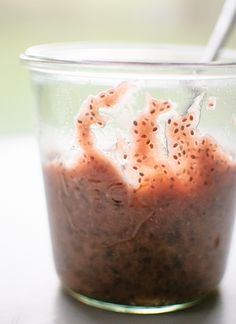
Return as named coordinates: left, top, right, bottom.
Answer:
left=21, top=44, right=236, bottom=314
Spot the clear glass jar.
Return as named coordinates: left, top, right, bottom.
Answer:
left=21, top=44, right=236, bottom=314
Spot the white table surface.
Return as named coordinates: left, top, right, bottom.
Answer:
left=1, top=136, right=236, bottom=324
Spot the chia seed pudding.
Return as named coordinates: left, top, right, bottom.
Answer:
left=43, top=82, right=236, bottom=306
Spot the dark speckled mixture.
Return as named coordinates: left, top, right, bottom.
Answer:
left=43, top=83, right=236, bottom=306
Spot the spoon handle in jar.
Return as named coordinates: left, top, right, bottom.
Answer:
left=201, top=0, right=236, bottom=62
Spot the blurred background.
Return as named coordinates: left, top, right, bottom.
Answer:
left=0, top=0, right=236, bottom=134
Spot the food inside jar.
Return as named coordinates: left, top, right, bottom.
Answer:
left=43, top=82, right=236, bottom=306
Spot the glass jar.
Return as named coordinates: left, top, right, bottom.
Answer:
left=21, top=44, right=236, bottom=314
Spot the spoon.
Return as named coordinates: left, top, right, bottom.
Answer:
left=201, top=0, right=236, bottom=62
left=184, top=0, right=236, bottom=113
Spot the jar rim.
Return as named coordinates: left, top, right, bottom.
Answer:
left=21, top=42, right=236, bottom=69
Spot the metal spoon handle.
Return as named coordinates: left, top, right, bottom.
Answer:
left=201, top=0, right=236, bottom=62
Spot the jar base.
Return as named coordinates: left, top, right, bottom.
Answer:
left=64, top=286, right=207, bottom=314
